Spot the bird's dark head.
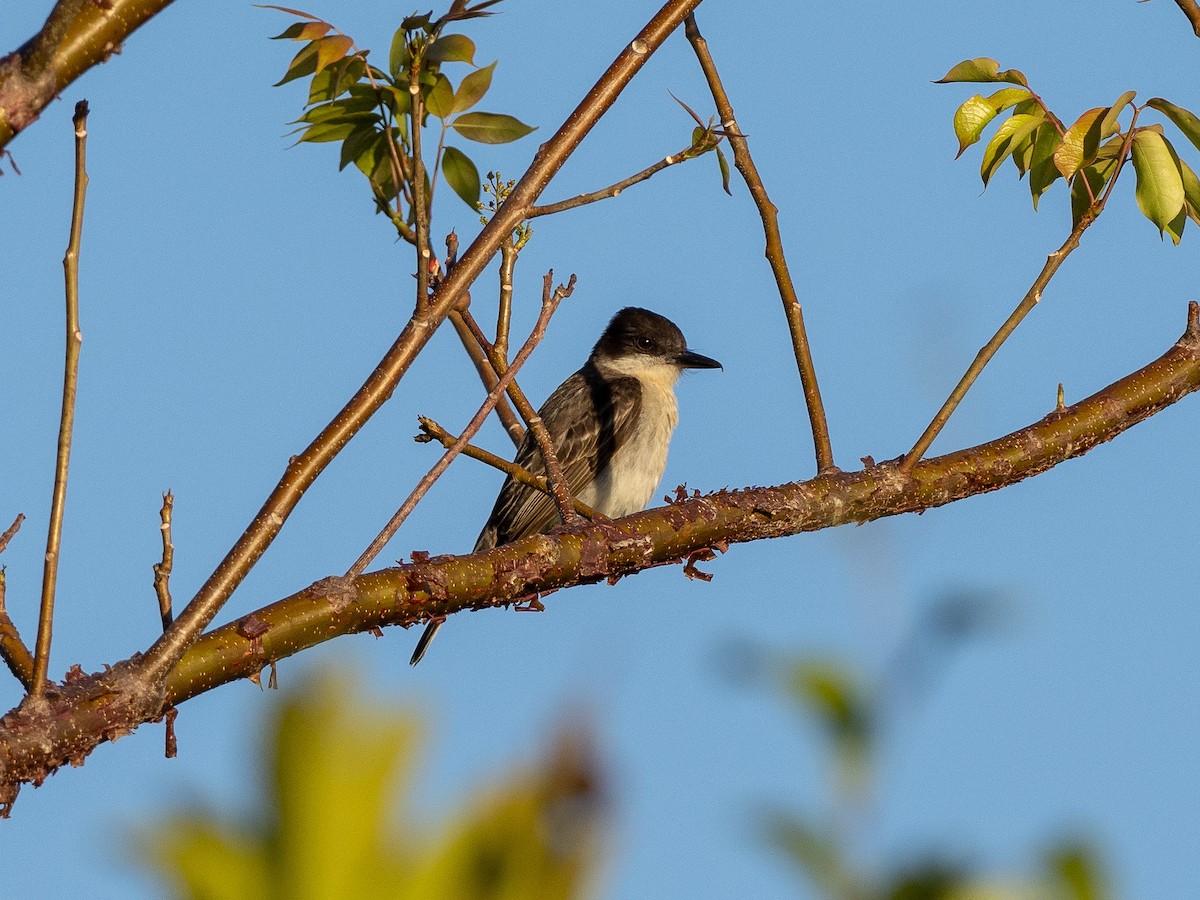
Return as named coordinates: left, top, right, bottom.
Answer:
left=591, top=307, right=722, bottom=375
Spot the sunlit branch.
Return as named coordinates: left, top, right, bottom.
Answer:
left=684, top=14, right=835, bottom=474
left=31, top=100, right=89, bottom=697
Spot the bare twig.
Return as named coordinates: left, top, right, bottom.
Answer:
left=0, top=514, right=24, bottom=556
left=137, top=0, right=704, bottom=688
left=153, top=492, right=175, bottom=630
left=163, top=705, right=178, bottom=759
left=417, top=416, right=602, bottom=518
left=899, top=115, right=1140, bottom=473
left=31, top=100, right=89, bottom=697
left=494, top=274, right=584, bottom=527
left=0, top=515, right=34, bottom=688
left=495, top=240, right=517, bottom=360
left=684, top=14, right=835, bottom=474
left=0, top=570, right=35, bottom=691
left=527, top=144, right=700, bottom=217
left=410, top=57, right=431, bottom=312
left=449, top=308, right=526, bottom=445
left=1172, top=0, right=1200, bottom=37
left=345, top=273, right=575, bottom=579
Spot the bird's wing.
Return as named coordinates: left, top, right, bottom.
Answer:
left=475, top=367, right=642, bottom=550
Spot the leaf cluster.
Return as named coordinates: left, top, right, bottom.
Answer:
left=137, top=670, right=603, bottom=900
left=266, top=2, right=536, bottom=240
left=940, top=58, right=1200, bottom=243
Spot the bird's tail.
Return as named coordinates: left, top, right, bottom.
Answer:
left=409, top=619, right=442, bottom=666
left=410, top=527, right=496, bottom=665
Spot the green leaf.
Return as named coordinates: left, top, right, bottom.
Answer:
left=1178, top=158, right=1200, bottom=225
left=1147, top=97, right=1200, bottom=154
left=401, top=12, right=433, bottom=32
left=450, top=111, right=536, bottom=144
left=452, top=60, right=495, bottom=114
left=275, top=41, right=320, bottom=87
left=338, top=124, right=382, bottom=171
left=313, top=35, right=353, bottom=74
left=428, top=33, right=476, bottom=65
left=1100, top=90, right=1136, bottom=138
left=1054, top=107, right=1106, bottom=179
left=424, top=73, right=455, bottom=118
left=298, top=120, right=360, bottom=144
left=1131, top=129, right=1186, bottom=240
left=296, top=96, right=379, bottom=124
left=306, top=56, right=365, bottom=103
left=936, top=57, right=1028, bottom=87
left=952, top=95, right=998, bottom=158
left=271, top=21, right=332, bottom=41
left=441, top=145, right=481, bottom=207
left=980, top=112, right=1044, bottom=186
left=1028, top=123, right=1063, bottom=209
left=388, top=26, right=411, bottom=77
left=716, top=145, right=731, bottom=195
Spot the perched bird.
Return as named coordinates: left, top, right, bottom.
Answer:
left=409, top=306, right=721, bottom=665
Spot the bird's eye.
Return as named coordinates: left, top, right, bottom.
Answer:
left=636, top=336, right=653, bottom=350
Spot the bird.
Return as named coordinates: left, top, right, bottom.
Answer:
left=409, top=306, right=721, bottom=665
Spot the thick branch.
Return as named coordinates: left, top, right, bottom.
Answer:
left=0, top=0, right=175, bottom=148
left=167, top=302, right=1200, bottom=702
left=3, top=302, right=1196, bottom=808
left=1173, top=0, right=1200, bottom=37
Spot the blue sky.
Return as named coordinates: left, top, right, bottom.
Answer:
left=1, top=2, right=1198, bottom=897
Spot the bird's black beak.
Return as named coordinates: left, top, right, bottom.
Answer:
left=676, top=349, right=722, bottom=370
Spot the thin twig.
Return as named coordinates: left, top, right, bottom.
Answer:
left=0, top=561, right=35, bottom=690
left=0, top=514, right=24, bottom=556
left=346, top=273, right=576, bottom=579
left=441, top=230, right=525, bottom=440
left=899, top=115, right=1140, bottom=473
left=31, top=100, right=89, bottom=697
left=684, top=14, right=836, bottom=474
left=417, top=416, right=602, bottom=518
left=449, top=309, right=526, bottom=445
left=153, top=491, right=175, bottom=630
left=495, top=240, right=516, bottom=361
left=138, top=0, right=705, bottom=687
left=1172, top=0, right=1200, bottom=38
left=527, top=144, right=699, bottom=217
left=492, top=275, right=583, bottom=526
left=0, top=515, right=34, bottom=688
left=410, top=59, right=431, bottom=312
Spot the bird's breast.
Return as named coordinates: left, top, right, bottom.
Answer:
left=577, top=380, right=678, bottom=518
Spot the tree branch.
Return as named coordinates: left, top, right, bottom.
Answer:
left=684, top=14, right=835, bottom=474
left=31, top=100, right=89, bottom=698
left=134, top=0, right=707, bottom=688
left=526, top=143, right=700, bottom=217
left=3, top=302, right=1196, bottom=810
left=0, top=0, right=176, bottom=149
left=345, top=273, right=573, bottom=579
left=415, top=417, right=601, bottom=519
left=0, top=571, right=35, bottom=692
left=1172, top=0, right=1200, bottom=37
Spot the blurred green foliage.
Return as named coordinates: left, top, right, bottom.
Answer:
left=137, top=671, right=604, bottom=900
left=758, top=593, right=1108, bottom=900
